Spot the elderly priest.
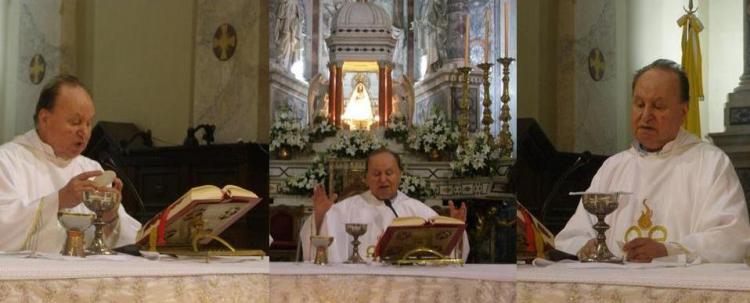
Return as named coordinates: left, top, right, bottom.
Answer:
left=555, top=59, right=750, bottom=263
left=0, top=75, right=141, bottom=253
left=300, top=148, right=469, bottom=263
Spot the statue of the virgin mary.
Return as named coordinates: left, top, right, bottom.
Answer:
left=341, top=78, right=375, bottom=130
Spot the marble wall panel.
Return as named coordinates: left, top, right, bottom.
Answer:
left=194, top=0, right=264, bottom=143
left=572, top=0, right=619, bottom=155
left=15, top=0, right=62, bottom=132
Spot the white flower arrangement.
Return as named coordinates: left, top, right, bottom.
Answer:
left=270, top=106, right=309, bottom=152
left=399, top=173, right=438, bottom=201
left=450, top=132, right=500, bottom=177
left=408, top=111, right=460, bottom=154
left=384, top=112, right=409, bottom=142
left=327, top=130, right=385, bottom=159
left=309, top=113, right=338, bottom=141
left=280, top=154, right=328, bottom=195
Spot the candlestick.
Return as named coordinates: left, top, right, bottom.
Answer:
left=497, top=57, right=514, bottom=158
left=504, top=1, right=510, bottom=57
left=477, top=63, right=494, bottom=144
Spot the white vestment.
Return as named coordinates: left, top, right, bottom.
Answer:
left=0, top=130, right=142, bottom=253
left=300, top=190, right=469, bottom=263
left=555, top=129, right=750, bottom=262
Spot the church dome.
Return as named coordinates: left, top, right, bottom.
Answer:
left=326, top=0, right=396, bottom=63
left=332, top=1, right=391, bottom=34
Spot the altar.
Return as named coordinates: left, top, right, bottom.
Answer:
left=270, top=262, right=515, bottom=303
left=0, top=254, right=515, bottom=303
left=517, top=263, right=750, bottom=302
left=0, top=254, right=269, bottom=302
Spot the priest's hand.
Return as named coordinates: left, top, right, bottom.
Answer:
left=312, top=184, right=337, bottom=234
left=576, top=238, right=597, bottom=260
left=58, top=171, right=102, bottom=209
left=623, top=237, right=667, bottom=262
left=112, top=176, right=123, bottom=192
left=448, top=200, right=467, bottom=222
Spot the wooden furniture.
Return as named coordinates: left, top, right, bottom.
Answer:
left=84, top=122, right=269, bottom=251
left=510, top=118, right=607, bottom=234
left=268, top=204, right=305, bottom=261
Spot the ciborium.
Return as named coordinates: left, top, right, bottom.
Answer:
left=57, top=211, right=94, bottom=257
left=344, top=223, right=367, bottom=264
left=83, top=190, right=120, bottom=255
left=570, top=192, right=629, bottom=263
left=310, top=235, right=333, bottom=265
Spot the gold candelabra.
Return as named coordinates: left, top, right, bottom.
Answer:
left=476, top=63, right=494, bottom=146
left=457, top=66, right=473, bottom=144
left=497, top=57, right=515, bottom=158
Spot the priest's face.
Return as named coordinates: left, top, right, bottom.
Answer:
left=631, top=68, right=688, bottom=151
left=366, top=152, right=401, bottom=200
left=37, top=85, right=95, bottom=160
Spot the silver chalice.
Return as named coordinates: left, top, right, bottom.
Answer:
left=571, top=192, right=629, bottom=263
left=344, top=223, right=367, bottom=264
left=83, top=190, right=120, bottom=255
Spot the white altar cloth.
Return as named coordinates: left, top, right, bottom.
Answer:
left=0, top=255, right=269, bottom=303
left=271, top=262, right=515, bottom=281
left=518, top=263, right=750, bottom=302
left=270, top=262, right=515, bottom=303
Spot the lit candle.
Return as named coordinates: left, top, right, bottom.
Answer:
left=504, top=1, right=510, bottom=58
left=464, top=14, right=471, bottom=67
left=484, top=9, right=491, bottom=63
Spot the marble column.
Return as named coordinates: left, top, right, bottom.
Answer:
left=407, top=0, right=415, bottom=80
left=710, top=0, right=750, bottom=203
left=335, top=63, right=344, bottom=127
left=378, top=61, right=387, bottom=126
left=722, top=0, right=750, bottom=132
left=445, top=0, right=472, bottom=68
left=385, top=63, right=394, bottom=125
left=328, top=62, right=338, bottom=125
left=311, top=0, right=320, bottom=80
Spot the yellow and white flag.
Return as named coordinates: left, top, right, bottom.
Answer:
left=677, top=3, right=704, bottom=137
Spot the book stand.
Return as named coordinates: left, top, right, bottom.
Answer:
left=388, top=248, right=463, bottom=266
left=147, top=211, right=265, bottom=262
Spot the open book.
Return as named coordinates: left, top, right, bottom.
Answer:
left=136, top=185, right=262, bottom=248
left=375, top=216, right=465, bottom=262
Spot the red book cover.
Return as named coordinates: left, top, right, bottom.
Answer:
left=137, top=185, right=262, bottom=247
left=375, top=216, right=465, bottom=261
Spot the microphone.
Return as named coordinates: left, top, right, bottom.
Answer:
left=384, top=199, right=398, bottom=218
left=541, top=151, right=593, bottom=222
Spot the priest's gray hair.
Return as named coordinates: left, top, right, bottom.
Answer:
left=34, top=74, right=87, bottom=126
left=365, top=148, right=404, bottom=172
left=632, top=59, right=690, bottom=103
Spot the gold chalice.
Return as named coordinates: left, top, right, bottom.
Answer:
left=571, top=192, right=629, bottom=263
left=57, top=211, right=94, bottom=257
left=83, top=190, right=120, bottom=255
left=310, top=235, right=334, bottom=265
left=344, top=223, right=367, bottom=264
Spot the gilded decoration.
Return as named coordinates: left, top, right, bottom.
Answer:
left=29, top=54, right=45, bottom=85
left=213, top=23, right=237, bottom=61
left=588, top=47, right=605, bottom=81
left=624, top=199, right=667, bottom=243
